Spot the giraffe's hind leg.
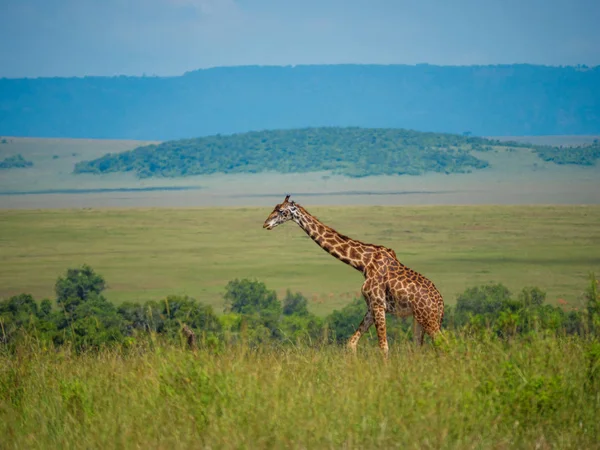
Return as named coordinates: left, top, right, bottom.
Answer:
left=347, top=310, right=373, bottom=353
left=412, top=299, right=442, bottom=345
left=413, top=320, right=425, bottom=346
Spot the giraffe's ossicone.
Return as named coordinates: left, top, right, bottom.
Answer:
left=263, top=195, right=445, bottom=358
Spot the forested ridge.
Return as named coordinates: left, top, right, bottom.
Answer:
left=73, top=127, right=600, bottom=178
left=1, top=64, right=599, bottom=139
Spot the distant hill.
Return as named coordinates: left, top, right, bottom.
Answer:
left=72, top=127, right=600, bottom=179
left=1, top=64, right=599, bottom=140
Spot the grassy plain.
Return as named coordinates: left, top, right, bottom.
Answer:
left=1, top=206, right=599, bottom=314
left=2, top=337, right=599, bottom=449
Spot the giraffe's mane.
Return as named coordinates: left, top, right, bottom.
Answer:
left=296, top=204, right=395, bottom=254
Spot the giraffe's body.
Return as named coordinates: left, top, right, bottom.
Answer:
left=263, top=196, right=444, bottom=358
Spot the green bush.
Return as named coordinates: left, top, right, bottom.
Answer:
left=1, top=269, right=598, bottom=352
left=326, top=298, right=367, bottom=343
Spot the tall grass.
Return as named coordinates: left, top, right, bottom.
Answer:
left=2, top=334, right=599, bottom=449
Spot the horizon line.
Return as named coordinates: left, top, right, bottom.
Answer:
left=1, top=62, right=598, bottom=80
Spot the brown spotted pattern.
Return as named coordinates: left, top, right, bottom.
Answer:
left=263, top=195, right=445, bottom=359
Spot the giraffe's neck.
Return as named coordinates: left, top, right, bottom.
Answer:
left=292, top=206, right=370, bottom=273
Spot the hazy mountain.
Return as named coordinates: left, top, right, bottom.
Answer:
left=1, top=64, right=599, bottom=140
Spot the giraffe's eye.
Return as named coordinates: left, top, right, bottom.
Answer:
left=277, top=209, right=284, bottom=215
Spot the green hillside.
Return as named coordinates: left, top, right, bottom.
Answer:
left=73, top=127, right=600, bottom=179
left=73, top=127, right=492, bottom=178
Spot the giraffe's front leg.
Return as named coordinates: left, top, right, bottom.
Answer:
left=372, top=304, right=389, bottom=360
left=347, top=310, right=373, bottom=353
left=360, top=279, right=389, bottom=360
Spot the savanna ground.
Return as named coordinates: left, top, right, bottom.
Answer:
left=1, top=136, right=600, bottom=449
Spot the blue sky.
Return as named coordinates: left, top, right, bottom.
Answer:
left=0, top=0, right=598, bottom=77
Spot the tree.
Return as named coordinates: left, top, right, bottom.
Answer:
left=50, top=265, right=127, bottom=350
left=282, top=290, right=309, bottom=316
left=2, top=293, right=38, bottom=317
left=279, top=314, right=324, bottom=344
left=64, top=295, right=124, bottom=349
left=0, top=294, right=38, bottom=341
left=224, top=279, right=280, bottom=316
left=0, top=294, right=58, bottom=345
left=456, top=283, right=512, bottom=316
left=159, top=295, right=222, bottom=336
left=223, top=279, right=282, bottom=338
left=518, top=287, right=546, bottom=308
left=55, top=264, right=106, bottom=312
left=326, top=298, right=367, bottom=344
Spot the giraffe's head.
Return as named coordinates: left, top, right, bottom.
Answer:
left=263, top=195, right=298, bottom=230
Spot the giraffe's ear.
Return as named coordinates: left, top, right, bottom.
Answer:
left=284, top=194, right=290, bottom=203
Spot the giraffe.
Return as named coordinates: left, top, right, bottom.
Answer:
left=263, top=195, right=444, bottom=359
